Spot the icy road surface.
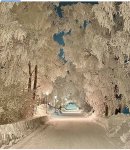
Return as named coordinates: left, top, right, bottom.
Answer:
left=10, top=114, right=119, bottom=149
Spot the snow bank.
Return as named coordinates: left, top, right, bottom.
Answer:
left=0, top=116, right=48, bottom=149
left=83, top=112, right=109, bottom=129
left=93, top=116, right=109, bottom=130
left=87, top=113, right=130, bottom=148
left=106, top=114, right=130, bottom=148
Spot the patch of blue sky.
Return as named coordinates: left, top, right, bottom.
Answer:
left=53, top=30, right=71, bottom=64
left=58, top=48, right=67, bottom=63
left=58, top=48, right=65, bottom=59
left=53, top=31, right=65, bottom=46
left=54, top=5, right=63, bottom=18
left=53, top=30, right=71, bottom=46
left=53, top=2, right=95, bottom=63
left=54, top=2, right=98, bottom=18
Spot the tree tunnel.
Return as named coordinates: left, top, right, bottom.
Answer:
left=1, top=2, right=130, bottom=125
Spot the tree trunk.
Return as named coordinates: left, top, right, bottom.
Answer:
left=105, top=105, right=108, bottom=116
left=33, top=65, right=38, bottom=101
left=28, top=61, right=32, bottom=92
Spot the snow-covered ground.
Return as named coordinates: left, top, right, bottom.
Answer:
left=9, top=106, right=130, bottom=149
left=10, top=112, right=122, bottom=149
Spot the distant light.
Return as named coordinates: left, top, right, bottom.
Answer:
left=46, top=92, right=49, bottom=95
left=54, top=96, right=57, bottom=99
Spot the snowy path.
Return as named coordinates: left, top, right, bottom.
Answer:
left=10, top=116, right=119, bottom=149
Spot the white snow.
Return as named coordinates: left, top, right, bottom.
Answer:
left=105, top=114, right=130, bottom=148
left=9, top=111, right=130, bottom=149
left=10, top=115, right=119, bottom=149
left=33, top=104, right=47, bottom=117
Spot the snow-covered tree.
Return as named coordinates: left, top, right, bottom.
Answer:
left=1, top=2, right=130, bottom=123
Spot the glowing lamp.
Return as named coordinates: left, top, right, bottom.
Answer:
left=54, top=96, right=57, bottom=99
left=46, top=92, right=49, bottom=95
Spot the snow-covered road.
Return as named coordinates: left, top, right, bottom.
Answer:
left=10, top=116, right=119, bottom=149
